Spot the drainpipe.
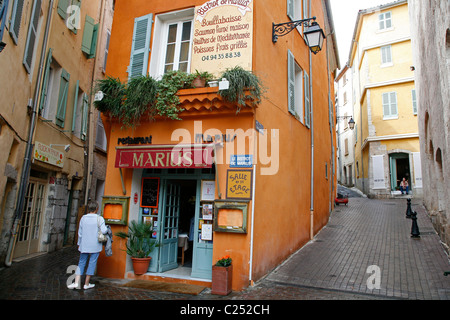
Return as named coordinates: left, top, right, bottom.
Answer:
left=5, top=0, right=54, bottom=266
left=309, top=47, right=314, bottom=239
left=248, top=116, right=257, bottom=285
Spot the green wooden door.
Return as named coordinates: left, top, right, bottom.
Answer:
left=159, top=181, right=181, bottom=272
left=191, top=179, right=213, bottom=279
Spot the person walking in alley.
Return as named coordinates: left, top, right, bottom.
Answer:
left=67, top=201, right=107, bottom=290
left=400, top=177, right=409, bottom=195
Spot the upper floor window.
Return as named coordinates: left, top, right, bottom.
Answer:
left=379, top=11, right=392, bottom=31
left=382, top=91, right=398, bottom=120
left=381, top=45, right=392, bottom=66
left=164, top=20, right=192, bottom=73
left=149, top=9, right=194, bottom=79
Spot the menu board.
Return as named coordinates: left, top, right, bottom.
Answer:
left=141, top=178, right=160, bottom=208
left=191, top=0, right=253, bottom=77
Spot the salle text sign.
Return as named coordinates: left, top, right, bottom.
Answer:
left=226, top=169, right=252, bottom=200
left=115, top=145, right=213, bottom=169
left=191, top=0, right=253, bottom=76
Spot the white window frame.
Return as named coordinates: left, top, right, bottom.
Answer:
left=382, top=91, right=398, bottom=120
left=294, top=61, right=304, bottom=123
left=378, top=11, right=392, bottom=31
left=149, top=8, right=194, bottom=79
left=381, top=45, right=393, bottom=67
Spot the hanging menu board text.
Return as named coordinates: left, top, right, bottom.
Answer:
left=191, top=0, right=253, bottom=77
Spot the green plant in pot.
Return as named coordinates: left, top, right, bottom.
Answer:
left=115, top=221, right=159, bottom=275
left=191, top=69, right=215, bottom=88
left=218, top=66, right=264, bottom=112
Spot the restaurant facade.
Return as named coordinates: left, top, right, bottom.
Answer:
left=97, top=0, right=340, bottom=291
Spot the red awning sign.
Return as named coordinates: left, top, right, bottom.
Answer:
left=115, top=144, right=214, bottom=169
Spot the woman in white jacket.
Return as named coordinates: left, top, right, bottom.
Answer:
left=68, top=201, right=107, bottom=290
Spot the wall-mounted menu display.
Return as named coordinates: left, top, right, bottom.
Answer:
left=141, top=177, right=160, bottom=208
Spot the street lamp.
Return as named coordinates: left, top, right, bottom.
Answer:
left=336, top=116, right=355, bottom=130
left=272, top=17, right=325, bottom=54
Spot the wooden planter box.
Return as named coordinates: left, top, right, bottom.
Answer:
left=211, top=265, right=232, bottom=295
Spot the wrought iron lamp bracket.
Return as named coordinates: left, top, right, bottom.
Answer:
left=272, top=17, right=316, bottom=43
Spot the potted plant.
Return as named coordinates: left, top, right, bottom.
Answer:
left=218, top=66, right=264, bottom=112
left=211, top=255, right=232, bottom=295
left=191, top=69, right=215, bottom=88
left=115, top=221, right=158, bottom=275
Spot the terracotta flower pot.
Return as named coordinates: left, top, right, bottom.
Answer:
left=211, top=264, right=232, bottom=295
left=131, top=257, right=151, bottom=275
left=192, top=77, right=206, bottom=88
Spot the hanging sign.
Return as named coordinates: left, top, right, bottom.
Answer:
left=33, top=141, right=64, bottom=168
left=191, top=0, right=253, bottom=76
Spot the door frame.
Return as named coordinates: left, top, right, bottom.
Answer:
left=140, top=168, right=215, bottom=277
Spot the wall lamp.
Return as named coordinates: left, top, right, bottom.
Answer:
left=272, top=17, right=325, bottom=54
left=336, top=116, right=355, bottom=130
left=50, top=144, right=71, bottom=152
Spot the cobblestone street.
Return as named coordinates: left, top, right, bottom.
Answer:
left=1, top=196, right=449, bottom=306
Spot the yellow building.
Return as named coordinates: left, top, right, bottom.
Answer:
left=0, top=0, right=113, bottom=265
left=348, top=0, right=422, bottom=198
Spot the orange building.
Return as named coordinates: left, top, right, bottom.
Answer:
left=97, top=0, right=339, bottom=291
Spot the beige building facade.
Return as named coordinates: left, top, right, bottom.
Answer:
left=0, top=0, right=112, bottom=265
left=349, top=0, right=422, bottom=198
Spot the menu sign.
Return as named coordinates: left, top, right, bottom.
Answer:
left=191, top=0, right=253, bottom=76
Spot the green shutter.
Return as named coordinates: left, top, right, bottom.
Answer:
left=23, top=0, right=41, bottom=73
left=129, top=13, right=153, bottom=79
left=287, top=49, right=296, bottom=115
left=56, top=69, right=70, bottom=128
left=39, top=48, right=53, bottom=112
left=304, top=72, right=310, bottom=128
left=81, top=93, right=89, bottom=141
left=81, top=15, right=98, bottom=58
left=71, top=80, right=79, bottom=132
left=9, top=0, right=25, bottom=44
left=57, top=0, right=70, bottom=19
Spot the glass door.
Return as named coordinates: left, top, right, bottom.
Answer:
left=158, top=181, right=181, bottom=272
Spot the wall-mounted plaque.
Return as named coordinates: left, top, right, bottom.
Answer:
left=213, top=200, right=249, bottom=233
left=101, top=196, right=130, bottom=225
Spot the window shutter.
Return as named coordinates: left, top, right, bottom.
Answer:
left=304, top=72, right=310, bottom=128
left=0, top=0, right=10, bottom=46
left=23, top=0, right=41, bottom=73
left=82, top=15, right=99, bottom=58
left=71, top=80, right=79, bottom=132
left=412, top=89, right=417, bottom=114
left=382, top=92, right=389, bottom=116
left=39, top=48, right=53, bottom=112
left=57, top=0, right=70, bottom=19
left=287, top=49, right=296, bottom=115
left=129, top=13, right=153, bottom=79
left=81, top=93, right=89, bottom=141
left=303, top=0, right=309, bottom=19
left=390, top=92, right=397, bottom=115
left=9, top=0, right=25, bottom=44
left=287, top=0, right=294, bottom=20
left=56, top=69, right=70, bottom=128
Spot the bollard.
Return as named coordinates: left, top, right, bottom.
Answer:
left=410, top=210, right=420, bottom=239
left=405, top=198, right=412, bottom=219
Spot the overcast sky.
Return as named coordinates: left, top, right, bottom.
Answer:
left=329, top=0, right=395, bottom=68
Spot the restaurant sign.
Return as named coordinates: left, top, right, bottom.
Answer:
left=33, top=141, right=64, bottom=168
left=191, top=0, right=253, bottom=76
left=115, top=145, right=214, bottom=169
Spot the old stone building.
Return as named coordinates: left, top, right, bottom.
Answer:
left=409, top=0, right=450, bottom=250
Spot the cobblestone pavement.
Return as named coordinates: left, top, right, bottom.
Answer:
left=1, top=197, right=449, bottom=303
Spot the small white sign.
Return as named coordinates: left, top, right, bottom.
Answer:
left=201, top=180, right=215, bottom=201
left=201, top=223, right=213, bottom=241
